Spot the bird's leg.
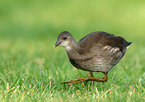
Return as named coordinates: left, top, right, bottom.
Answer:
left=84, top=72, right=94, bottom=86
left=61, top=73, right=108, bottom=86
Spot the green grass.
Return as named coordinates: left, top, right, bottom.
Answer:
left=0, top=0, right=145, bottom=102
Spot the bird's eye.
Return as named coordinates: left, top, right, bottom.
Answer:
left=63, top=37, right=67, bottom=40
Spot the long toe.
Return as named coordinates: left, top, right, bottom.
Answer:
left=61, top=78, right=81, bottom=84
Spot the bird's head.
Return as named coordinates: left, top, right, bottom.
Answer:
left=54, top=31, right=73, bottom=48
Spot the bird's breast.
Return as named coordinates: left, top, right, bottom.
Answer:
left=69, top=58, right=83, bottom=69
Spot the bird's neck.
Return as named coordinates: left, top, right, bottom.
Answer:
left=64, top=39, right=78, bottom=51
left=64, top=40, right=82, bottom=59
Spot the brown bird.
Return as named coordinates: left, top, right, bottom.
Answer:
left=54, top=31, right=132, bottom=86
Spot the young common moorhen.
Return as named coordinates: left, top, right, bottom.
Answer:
left=54, top=31, right=132, bottom=86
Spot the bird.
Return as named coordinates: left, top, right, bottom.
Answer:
left=54, top=31, right=132, bottom=86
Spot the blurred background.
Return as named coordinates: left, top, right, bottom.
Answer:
left=0, top=0, right=145, bottom=102
left=0, top=1, right=144, bottom=100
left=0, top=0, right=145, bottom=43
left=0, top=0, right=145, bottom=74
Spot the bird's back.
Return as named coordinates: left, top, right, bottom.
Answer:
left=78, top=31, right=131, bottom=54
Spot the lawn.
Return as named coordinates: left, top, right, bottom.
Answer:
left=0, top=0, right=145, bottom=102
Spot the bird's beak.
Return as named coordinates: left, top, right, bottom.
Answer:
left=54, top=39, right=61, bottom=48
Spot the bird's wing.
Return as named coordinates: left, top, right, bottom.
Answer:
left=77, top=31, right=129, bottom=55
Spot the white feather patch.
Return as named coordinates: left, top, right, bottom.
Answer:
left=103, top=45, right=120, bottom=53
left=65, top=46, right=72, bottom=51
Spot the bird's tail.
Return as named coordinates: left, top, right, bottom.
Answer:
left=126, top=42, right=132, bottom=49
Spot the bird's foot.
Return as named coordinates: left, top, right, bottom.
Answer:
left=61, top=77, right=89, bottom=86
left=61, top=73, right=108, bottom=86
